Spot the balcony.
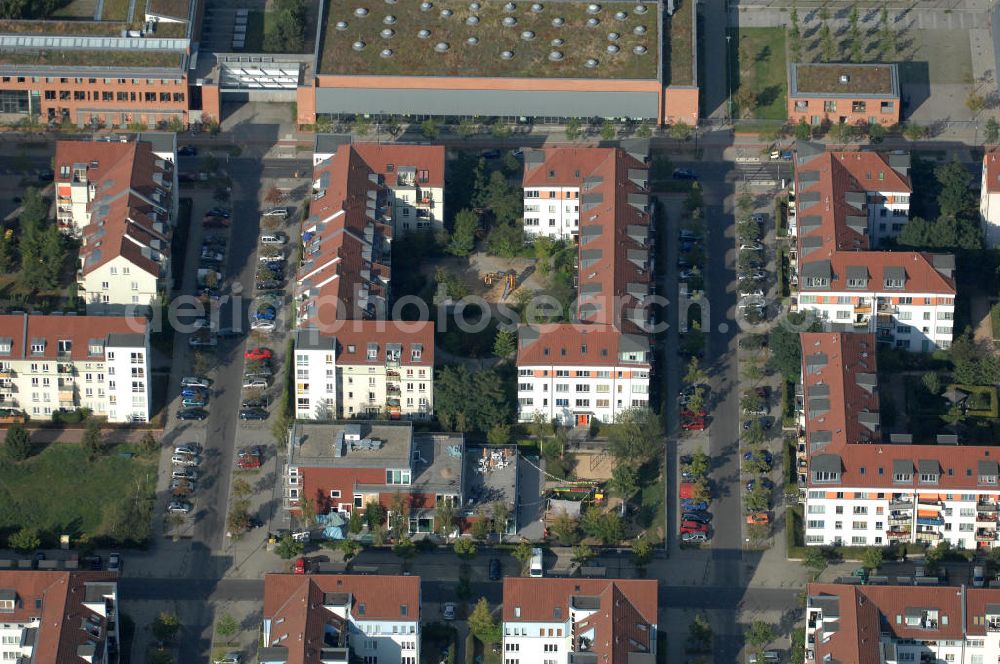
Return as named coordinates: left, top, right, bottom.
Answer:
left=976, top=529, right=998, bottom=542
left=977, top=512, right=999, bottom=523
left=57, top=363, right=75, bottom=375
left=0, top=369, right=14, bottom=379
left=889, top=498, right=914, bottom=509
left=915, top=531, right=942, bottom=542
left=980, top=501, right=998, bottom=511
left=987, top=618, right=1000, bottom=632
left=887, top=528, right=911, bottom=538
left=889, top=512, right=911, bottom=523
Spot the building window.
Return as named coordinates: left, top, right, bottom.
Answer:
left=330, top=490, right=341, bottom=498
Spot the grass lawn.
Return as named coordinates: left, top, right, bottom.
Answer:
left=728, top=27, right=788, bottom=121
left=667, top=0, right=694, bottom=86
left=0, top=443, right=156, bottom=545
left=100, top=0, right=131, bottom=21
left=638, top=464, right=664, bottom=542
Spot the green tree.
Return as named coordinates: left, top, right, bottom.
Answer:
left=606, top=407, right=661, bottom=467
left=420, top=118, right=439, bottom=139
left=572, top=543, right=595, bottom=563
left=262, top=0, right=307, bottom=51
left=769, top=318, right=807, bottom=380
left=0, top=229, right=14, bottom=273
left=151, top=611, right=181, bottom=642
left=486, top=423, right=512, bottom=446
left=819, top=23, right=836, bottom=62
left=633, top=537, right=653, bottom=565
left=486, top=222, right=524, bottom=258
left=352, top=114, right=372, bottom=136
left=471, top=513, right=492, bottom=540
left=138, top=431, right=158, bottom=455
left=745, top=620, right=776, bottom=654
left=393, top=537, right=417, bottom=560
left=687, top=613, right=713, bottom=653
left=4, top=423, right=31, bottom=461
left=364, top=500, right=386, bottom=530
left=82, top=420, right=105, bottom=462
left=448, top=208, right=478, bottom=256
left=610, top=463, right=638, bottom=500
left=922, top=371, right=942, bottom=395
left=848, top=4, right=863, bottom=63
left=733, top=86, right=758, bottom=120
left=435, top=500, right=457, bottom=537
left=684, top=357, right=708, bottom=385
left=227, top=501, right=251, bottom=535
left=686, top=450, right=711, bottom=478
left=967, top=93, right=987, bottom=114
left=867, top=122, right=887, bottom=143
left=600, top=119, right=616, bottom=140
left=549, top=511, right=580, bottom=546
left=902, top=122, right=929, bottom=141
left=453, top=537, right=477, bottom=559
left=275, top=534, right=304, bottom=559
left=468, top=598, right=500, bottom=642
left=794, top=118, right=812, bottom=141
left=231, top=477, right=252, bottom=500
left=388, top=491, right=410, bottom=541
left=215, top=612, right=238, bottom=640
left=512, top=542, right=534, bottom=570
left=635, top=121, right=653, bottom=138
left=878, top=5, right=895, bottom=59
left=744, top=485, right=771, bottom=512
left=457, top=118, right=479, bottom=137
left=348, top=509, right=364, bottom=535
left=7, top=526, right=40, bottom=552
left=147, top=650, right=175, bottom=664
left=492, top=329, right=517, bottom=359
left=299, top=495, right=317, bottom=529
left=565, top=117, right=582, bottom=140
left=685, top=387, right=706, bottom=415
left=985, top=118, right=1000, bottom=144
left=861, top=546, right=883, bottom=571
left=803, top=547, right=828, bottom=576
left=830, top=121, right=855, bottom=144
left=435, top=366, right=513, bottom=434
left=936, top=160, right=974, bottom=218
left=950, top=330, right=1000, bottom=384
left=580, top=509, right=625, bottom=545
left=669, top=122, right=692, bottom=141
left=491, top=501, right=511, bottom=539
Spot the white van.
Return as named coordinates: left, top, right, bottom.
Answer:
left=529, top=547, right=543, bottom=577
left=260, top=232, right=287, bottom=245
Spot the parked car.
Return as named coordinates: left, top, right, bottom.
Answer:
left=241, top=398, right=268, bottom=409
left=171, top=468, right=199, bottom=480
left=167, top=501, right=193, bottom=515
left=255, top=280, right=283, bottom=291
left=770, top=148, right=793, bottom=160
left=239, top=408, right=268, bottom=421
left=739, top=287, right=765, bottom=298
left=171, top=454, right=200, bottom=466
left=681, top=500, right=709, bottom=512
left=679, top=268, right=700, bottom=281
left=262, top=208, right=289, bottom=218
left=679, top=229, right=702, bottom=240
left=170, top=478, right=197, bottom=492
left=743, top=450, right=774, bottom=466
left=481, top=149, right=501, bottom=159
left=739, top=241, right=764, bottom=251
left=180, top=387, right=207, bottom=399
left=214, top=653, right=242, bottom=664
left=237, top=452, right=263, bottom=469
left=178, top=145, right=197, bottom=156
left=207, top=207, right=231, bottom=218
left=680, top=523, right=709, bottom=534
left=181, top=397, right=208, bottom=408
left=751, top=213, right=767, bottom=223
left=202, top=215, right=230, bottom=228
left=245, top=347, right=273, bottom=360
left=176, top=408, right=208, bottom=421
left=488, top=558, right=502, bottom=581
left=746, top=478, right=774, bottom=492
left=681, top=531, right=708, bottom=543
left=251, top=319, right=275, bottom=332
left=681, top=417, right=706, bottom=431
left=681, top=408, right=707, bottom=419
left=181, top=376, right=210, bottom=388
left=243, top=377, right=269, bottom=389
left=108, top=552, right=122, bottom=572
left=746, top=512, right=770, bottom=525
left=442, top=602, right=457, bottom=620
left=740, top=269, right=766, bottom=281
left=683, top=512, right=712, bottom=524
left=672, top=168, right=698, bottom=180
left=174, top=444, right=200, bottom=456
left=254, top=305, right=277, bottom=321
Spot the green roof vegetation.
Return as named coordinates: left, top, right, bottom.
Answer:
left=0, top=48, right=184, bottom=68
left=794, top=63, right=896, bottom=95
left=319, top=0, right=659, bottom=80
left=666, top=0, right=693, bottom=86
left=146, top=0, right=192, bottom=20
left=100, top=0, right=131, bottom=22
left=0, top=19, right=129, bottom=36
left=151, top=20, right=188, bottom=38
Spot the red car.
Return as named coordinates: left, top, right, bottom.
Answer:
left=682, top=520, right=709, bottom=531
left=203, top=214, right=230, bottom=228
left=245, top=347, right=273, bottom=360
left=293, top=557, right=306, bottom=574
left=681, top=417, right=706, bottom=431
left=237, top=454, right=262, bottom=469
left=681, top=408, right=707, bottom=418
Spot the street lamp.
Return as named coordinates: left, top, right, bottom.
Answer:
left=725, top=35, right=733, bottom=124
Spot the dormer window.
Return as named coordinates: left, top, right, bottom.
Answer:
left=884, top=278, right=904, bottom=289
left=812, top=470, right=840, bottom=483
left=894, top=472, right=912, bottom=483
left=411, top=344, right=422, bottom=361
left=805, top=276, right=829, bottom=288
left=30, top=341, right=45, bottom=354
left=367, top=343, right=378, bottom=360
left=982, top=474, right=998, bottom=485
left=919, top=472, right=939, bottom=484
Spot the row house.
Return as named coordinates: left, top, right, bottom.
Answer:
left=284, top=421, right=467, bottom=535
left=55, top=135, right=177, bottom=314
left=262, top=574, right=420, bottom=664
left=806, top=583, right=1000, bottom=664
left=517, top=147, right=654, bottom=427
left=980, top=147, right=1000, bottom=247
left=800, top=332, right=1000, bottom=550
left=793, top=146, right=956, bottom=351
left=293, top=322, right=434, bottom=421
left=0, top=570, right=120, bottom=664
left=502, top=578, right=658, bottom=664
left=0, top=313, right=150, bottom=423
left=297, top=143, right=443, bottom=326
left=516, top=324, right=651, bottom=427
left=787, top=62, right=901, bottom=127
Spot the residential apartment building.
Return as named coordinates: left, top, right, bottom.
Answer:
left=56, top=135, right=177, bottom=314
left=261, top=573, right=420, bottom=664
left=0, top=313, right=150, bottom=423
left=787, top=62, right=901, bottom=127
left=516, top=324, right=651, bottom=427
left=800, top=332, right=1000, bottom=550
left=516, top=147, right=654, bottom=427
left=293, top=322, right=434, bottom=421
left=297, top=142, right=445, bottom=326
left=980, top=148, right=1000, bottom=246
left=501, top=578, right=658, bottom=664
left=793, top=147, right=956, bottom=351
left=806, top=582, right=1000, bottom=664
left=0, top=570, right=120, bottom=663
left=284, top=421, right=467, bottom=533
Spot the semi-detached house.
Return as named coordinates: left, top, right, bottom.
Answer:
left=0, top=313, right=150, bottom=423
left=792, top=146, right=956, bottom=352
left=261, top=573, right=420, bottom=664
left=800, top=332, right=1000, bottom=551
left=517, top=146, right=653, bottom=427
left=502, top=578, right=658, bottom=664
left=55, top=135, right=177, bottom=315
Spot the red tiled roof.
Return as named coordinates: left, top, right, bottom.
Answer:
left=800, top=251, right=955, bottom=294
left=502, top=578, right=657, bottom=664
left=0, top=313, right=146, bottom=361
left=983, top=147, right=1000, bottom=193
left=0, top=570, right=118, bottom=664
left=352, top=144, right=445, bottom=188
left=516, top=323, right=649, bottom=367
left=263, top=574, right=420, bottom=664
left=56, top=140, right=172, bottom=278
left=800, top=332, right=880, bottom=449
left=299, top=320, right=434, bottom=366
left=523, top=148, right=652, bottom=334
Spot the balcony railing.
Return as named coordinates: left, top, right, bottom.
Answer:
left=976, top=529, right=998, bottom=542
left=977, top=513, right=999, bottom=523
left=979, top=502, right=998, bottom=512
left=889, top=499, right=913, bottom=509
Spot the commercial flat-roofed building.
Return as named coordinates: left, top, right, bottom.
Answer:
left=0, top=570, right=120, bottom=664
left=501, top=578, right=658, bottom=664
left=303, top=0, right=698, bottom=127
left=806, top=583, right=1000, bottom=663
left=788, top=62, right=901, bottom=127
left=56, top=135, right=177, bottom=314
left=0, top=313, right=150, bottom=423
left=262, top=573, right=420, bottom=664
left=293, top=322, right=434, bottom=421
left=0, top=0, right=196, bottom=128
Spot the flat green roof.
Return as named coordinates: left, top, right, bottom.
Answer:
left=319, top=0, right=660, bottom=80
left=0, top=48, right=183, bottom=68
left=792, top=63, right=898, bottom=96
left=0, top=20, right=129, bottom=36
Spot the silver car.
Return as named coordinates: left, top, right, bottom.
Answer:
left=171, top=454, right=200, bottom=467
left=167, top=501, right=193, bottom=514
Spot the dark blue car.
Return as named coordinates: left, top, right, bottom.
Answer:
left=681, top=500, right=709, bottom=511
left=181, top=387, right=207, bottom=399
left=743, top=450, right=773, bottom=465
left=255, top=306, right=277, bottom=321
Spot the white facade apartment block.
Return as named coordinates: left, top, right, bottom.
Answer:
left=981, top=152, right=1000, bottom=247
left=83, top=255, right=161, bottom=313
left=0, top=619, right=40, bottom=662
left=503, top=619, right=571, bottom=664
left=523, top=186, right=581, bottom=240
left=339, top=362, right=432, bottom=420
left=804, top=489, right=1000, bottom=550
left=867, top=188, right=911, bottom=245
left=390, top=174, right=444, bottom=235
left=104, top=339, right=151, bottom=423
left=517, top=365, right=650, bottom=426
left=294, top=346, right=338, bottom=420
left=796, top=291, right=955, bottom=352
